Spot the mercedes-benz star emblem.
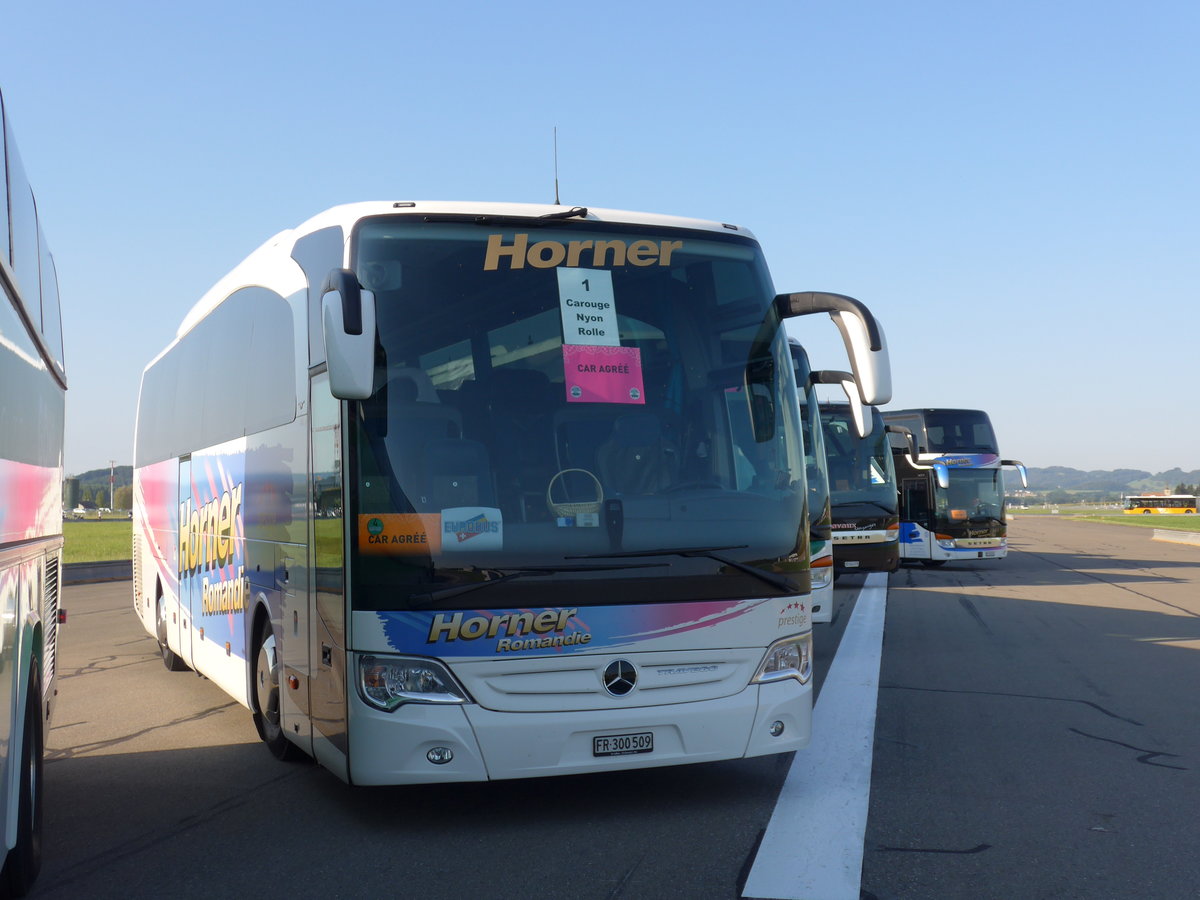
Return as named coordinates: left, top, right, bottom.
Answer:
left=602, top=659, right=637, bottom=696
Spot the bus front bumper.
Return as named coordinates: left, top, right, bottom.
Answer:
left=346, top=678, right=811, bottom=785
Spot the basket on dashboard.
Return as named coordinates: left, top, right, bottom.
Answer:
left=546, top=468, right=604, bottom=518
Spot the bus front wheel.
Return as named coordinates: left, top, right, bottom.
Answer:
left=253, top=625, right=301, bottom=761
left=2, top=665, right=43, bottom=897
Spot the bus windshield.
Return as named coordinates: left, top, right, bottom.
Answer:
left=923, top=410, right=997, bottom=453
left=348, top=218, right=807, bottom=610
left=936, top=468, right=1006, bottom=526
left=821, top=405, right=896, bottom=514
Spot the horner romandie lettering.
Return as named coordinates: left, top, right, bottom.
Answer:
left=202, top=568, right=249, bottom=614
left=483, top=233, right=683, bottom=270
left=428, top=608, right=580, bottom=642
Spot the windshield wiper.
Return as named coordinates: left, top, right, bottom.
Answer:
left=409, top=562, right=667, bottom=607
left=567, top=545, right=799, bottom=595
left=539, top=206, right=588, bottom=220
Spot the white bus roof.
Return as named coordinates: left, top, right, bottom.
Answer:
left=291, top=200, right=754, bottom=239
left=171, top=201, right=755, bottom=344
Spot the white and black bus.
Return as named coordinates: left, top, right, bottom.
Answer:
left=819, top=402, right=899, bottom=574
left=883, top=408, right=1026, bottom=565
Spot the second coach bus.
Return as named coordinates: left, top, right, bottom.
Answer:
left=132, top=201, right=891, bottom=785
left=883, top=408, right=1026, bottom=565
left=788, top=341, right=833, bottom=622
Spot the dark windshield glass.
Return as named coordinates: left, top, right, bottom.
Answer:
left=934, top=467, right=1006, bottom=532
left=790, top=344, right=830, bottom=538
left=347, top=218, right=807, bottom=610
left=924, top=410, right=997, bottom=453
left=820, top=405, right=897, bottom=514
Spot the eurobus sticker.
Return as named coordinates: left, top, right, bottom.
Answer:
left=441, top=507, right=502, bottom=551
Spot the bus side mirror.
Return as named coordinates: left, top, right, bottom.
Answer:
left=1002, top=460, right=1028, bottom=489
left=321, top=269, right=377, bottom=400
left=811, top=369, right=870, bottom=438
left=777, top=291, right=892, bottom=406
left=932, top=462, right=950, bottom=490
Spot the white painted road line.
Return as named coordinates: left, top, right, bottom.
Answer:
left=742, top=572, right=888, bottom=900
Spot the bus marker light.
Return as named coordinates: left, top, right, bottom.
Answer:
left=57, top=610, right=67, bottom=624
left=288, top=675, right=300, bottom=690
left=427, top=747, right=454, bottom=765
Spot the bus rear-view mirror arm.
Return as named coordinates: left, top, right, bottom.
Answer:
left=885, top=424, right=917, bottom=458
left=1002, top=460, right=1029, bottom=489
left=321, top=269, right=377, bottom=400
left=906, top=457, right=951, bottom=490
left=885, top=424, right=951, bottom=488
left=810, top=369, right=870, bottom=439
left=776, top=291, right=892, bottom=406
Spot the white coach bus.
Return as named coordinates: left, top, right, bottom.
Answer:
left=0, top=87, right=66, bottom=895
left=132, top=201, right=889, bottom=785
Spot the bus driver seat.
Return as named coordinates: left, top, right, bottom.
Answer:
left=595, top=413, right=680, bottom=496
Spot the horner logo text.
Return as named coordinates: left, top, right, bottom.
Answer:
left=483, top=233, right=682, bottom=270
left=427, top=608, right=592, bottom=654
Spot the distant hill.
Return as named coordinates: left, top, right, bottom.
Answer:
left=72, top=466, right=133, bottom=493
left=1025, top=466, right=1200, bottom=493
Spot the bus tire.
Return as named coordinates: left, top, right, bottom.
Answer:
left=253, top=623, right=301, bottom=762
left=156, top=596, right=189, bottom=672
left=1142, top=509, right=1152, bottom=514
left=2, top=666, right=43, bottom=897
left=921, top=560, right=947, bottom=568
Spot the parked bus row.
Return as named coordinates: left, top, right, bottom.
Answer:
left=793, top=385, right=1026, bottom=577
left=0, top=86, right=66, bottom=897
left=131, top=201, right=893, bottom=785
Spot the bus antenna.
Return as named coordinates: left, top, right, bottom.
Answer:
left=554, top=126, right=560, bottom=206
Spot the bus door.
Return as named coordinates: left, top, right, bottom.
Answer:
left=306, top=371, right=348, bottom=777
left=176, top=456, right=195, bottom=664
left=900, top=475, right=932, bottom=559
left=277, top=542, right=313, bottom=757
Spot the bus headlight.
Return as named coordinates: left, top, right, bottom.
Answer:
left=752, top=633, right=812, bottom=686
left=810, top=563, right=833, bottom=590
left=358, top=655, right=471, bottom=712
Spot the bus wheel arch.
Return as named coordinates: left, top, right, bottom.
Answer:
left=251, top=604, right=301, bottom=761
left=1, top=661, right=43, bottom=895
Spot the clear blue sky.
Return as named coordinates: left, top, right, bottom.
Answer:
left=4, top=1, right=1197, bottom=476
